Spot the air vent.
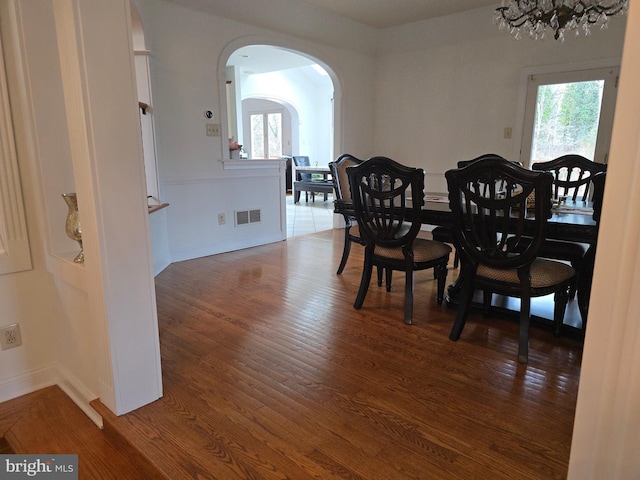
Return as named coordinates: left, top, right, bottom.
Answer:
left=235, top=209, right=261, bottom=226
left=249, top=209, right=261, bottom=223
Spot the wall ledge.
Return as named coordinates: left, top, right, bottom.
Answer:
left=221, top=158, right=286, bottom=170
left=148, top=203, right=169, bottom=214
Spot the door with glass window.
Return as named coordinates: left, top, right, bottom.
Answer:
left=521, top=67, right=619, bottom=168
left=250, top=111, right=283, bottom=159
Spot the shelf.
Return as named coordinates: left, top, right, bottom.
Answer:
left=148, top=203, right=169, bottom=214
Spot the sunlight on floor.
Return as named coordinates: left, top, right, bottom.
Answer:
left=286, top=193, right=335, bottom=237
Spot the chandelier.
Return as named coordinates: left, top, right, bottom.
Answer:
left=495, top=0, right=629, bottom=41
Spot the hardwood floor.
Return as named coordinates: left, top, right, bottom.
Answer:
left=1, top=386, right=158, bottom=479
left=119, top=229, right=583, bottom=479
left=2, top=229, right=584, bottom=479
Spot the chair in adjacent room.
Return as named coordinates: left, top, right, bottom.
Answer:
left=346, top=156, right=451, bottom=325
left=531, top=154, right=607, bottom=299
left=445, top=157, right=576, bottom=363
left=292, top=155, right=334, bottom=203
left=329, top=154, right=365, bottom=274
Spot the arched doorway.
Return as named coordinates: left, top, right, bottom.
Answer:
left=221, top=41, right=341, bottom=166
left=223, top=42, right=340, bottom=236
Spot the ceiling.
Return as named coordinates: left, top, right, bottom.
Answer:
left=225, top=2, right=501, bottom=74
left=228, top=46, right=319, bottom=75
left=170, top=0, right=499, bottom=30
left=293, top=0, right=498, bottom=29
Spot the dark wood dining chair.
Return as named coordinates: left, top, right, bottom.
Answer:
left=431, top=154, right=509, bottom=271
left=329, top=154, right=365, bottom=274
left=446, top=157, right=576, bottom=363
left=532, top=154, right=607, bottom=201
left=531, top=155, right=607, bottom=299
left=576, top=171, right=607, bottom=327
left=347, top=156, right=451, bottom=325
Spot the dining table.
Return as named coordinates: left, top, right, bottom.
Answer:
left=293, top=165, right=333, bottom=202
left=334, top=193, right=598, bottom=334
left=294, top=165, right=332, bottom=175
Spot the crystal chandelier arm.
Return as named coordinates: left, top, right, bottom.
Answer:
left=495, top=0, right=628, bottom=41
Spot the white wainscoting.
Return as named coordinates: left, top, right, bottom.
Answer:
left=163, top=165, right=287, bottom=263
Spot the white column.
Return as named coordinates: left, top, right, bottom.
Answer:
left=568, top=2, right=640, bottom=477
left=52, top=0, right=162, bottom=415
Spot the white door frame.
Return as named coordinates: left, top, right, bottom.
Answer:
left=520, top=66, right=619, bottom=166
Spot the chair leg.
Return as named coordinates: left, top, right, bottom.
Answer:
left=385, top=269, right=393, bottom=292
left=517, top=270, right=532, bottom=364
left=336, top=231, right=352, bottom=275
left=518, top=303, right=531, bottom=364
left=377, top=266, right=383, bottom=286
left=404, top=268, right=414, bottom=325
left=354, top=249, right=374, bottom=310
left=437, top=248, right=458, bottom=278
left=482, top=291, right=492, bottom=315
left=568, top=262, right=579, bottom=300
left=435, top=262, right=448, bottom=304
left=553, top=284, right=571, bottom=337
left=449, top=264, right=475, bottom=341
left=294, top=189, right=301, bottom=203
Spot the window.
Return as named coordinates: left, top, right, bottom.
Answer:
left=521, top=67, right=619, bottom=167
left=250, top=112, right=282, bottom=159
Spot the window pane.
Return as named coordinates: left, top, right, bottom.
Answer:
left=530, top=80, right=604, bottom=165
left=250, top=114, right=265, bottom=158
left=267, top=113, right=282, bottom=159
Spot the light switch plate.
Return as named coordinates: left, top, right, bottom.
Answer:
left=206, top=123, right=221, bottom=137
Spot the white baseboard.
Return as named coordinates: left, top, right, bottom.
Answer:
left=153, top=257, right=171, bottom=277
left=0, top=363, right=58, bottom=404
left=0, top=363, right=102, bottom=428
left=170, top=233, right=285, bottom=263
left=56, top=366, right=102, bottom=428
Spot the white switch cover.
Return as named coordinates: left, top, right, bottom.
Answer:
left=206, top=123, right=221, bottom=137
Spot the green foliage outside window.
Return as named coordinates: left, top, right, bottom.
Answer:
left=531, top=80, right=604, bottom=164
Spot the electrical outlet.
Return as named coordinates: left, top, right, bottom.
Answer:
left=218, top=213, right=226, bottom=225
left=1, top=323, right=22, bottom=350
left=206, top=123, right=221, bottom=137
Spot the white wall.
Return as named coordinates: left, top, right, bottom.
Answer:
left=0, top=0, right=68, bottom=402
left=569, top=2, right=640, bottom=476
left=0, top=0, right=163, bottom=417
left=374, top=5, right=626, bottom=192
left=139, top=0, right=376, bottom=262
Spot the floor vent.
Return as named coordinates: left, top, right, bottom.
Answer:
left=235, top=209, right=261, bottom=226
